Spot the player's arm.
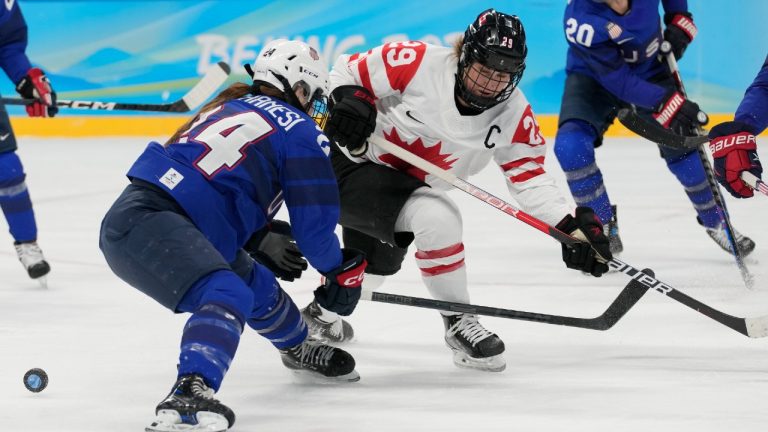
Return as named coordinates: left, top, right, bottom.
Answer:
left=734, top=55, right=768, bottom=134
left=0, top=3, right=57, bottom=118
left=706, top=55, right=767, bottom=198
left=493, top=104, right=571, bottom=227
left=661, top=0, right=696, bottom=60
left=495, top=102, right=611, bottom=276
left=281, top=125, right=366, bottom=316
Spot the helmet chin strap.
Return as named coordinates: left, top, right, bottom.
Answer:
left=272, top=72, right=305, bottom=110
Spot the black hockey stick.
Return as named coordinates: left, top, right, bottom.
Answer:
left=643, top=42, right=752, bottom=288
left=368, top=134, right=768, bottom=337
left=618, top=108, right=768, bottom=197
left=363, top=269, right=651, bottom=331
left=617, top=108, right=708, bottom=148
left=0, top=62, right=231, bottom=112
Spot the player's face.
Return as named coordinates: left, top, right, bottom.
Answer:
left=463, top=62, right=512, bottom=99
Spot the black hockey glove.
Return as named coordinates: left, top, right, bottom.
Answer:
left=654, top=90, right=708, bottom=135
left=313, top=248, right=367, bottom=316
left=555, top=207, right=612, bottom=277
left=324, top=85, right=377, bottom=156
left=245, top=220, right=308, bottom=282
left=663, top=12, right=697, bottom=61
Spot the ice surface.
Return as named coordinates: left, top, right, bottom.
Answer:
left=1, top=136, right=766, bottom=432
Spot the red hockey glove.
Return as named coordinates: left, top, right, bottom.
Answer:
left=708, top=121, right=762, bottom=198
left=324, top=85, right=377, bottom=156
left=314, top=248, right=367, bottom=316
left=15, top=68, right=58, bottom=118
left=556, top=207, right=612, bottom=277
left=663, top=12, right=697, bottom=60
left=654, top=90, right=707, bottom=135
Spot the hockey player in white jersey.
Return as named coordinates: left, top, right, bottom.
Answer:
left=301, top=9, right=613, bottom=372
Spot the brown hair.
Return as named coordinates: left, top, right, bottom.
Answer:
left=453, top=35, right=464, bottom=60
left=164, top=82, right=285, bottom=146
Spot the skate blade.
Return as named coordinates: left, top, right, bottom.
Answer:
left=145, top=410, right=229, bottom=432
left=451, top=351, right=506, bottom=372
left=35, top=276, right=48, bottom=289
left=287, top=368, right=361, bottom=384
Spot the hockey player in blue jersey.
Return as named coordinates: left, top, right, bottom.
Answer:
left=554, top=0, right=755, bottom=256
left=0, top=0, right=56, bottom=282
left=99, top=39, right=367, bottom=432
left=707, top=54, right=766, bottom=198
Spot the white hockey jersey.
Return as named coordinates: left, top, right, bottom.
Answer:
left=330, top=41, right=572, bottom=226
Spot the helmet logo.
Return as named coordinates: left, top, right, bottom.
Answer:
left=263, top=48, right=276, bottom=58
left=309, top=47, right=320, bottom=60
left=478, top=11, right=492, bottom=26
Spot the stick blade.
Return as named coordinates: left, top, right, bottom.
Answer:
left=176, top=61, right=231, bottom=112
left=745, top=316, right=768, bottom=338
left=598, top=268, right=653, bottom=329
left=617, top=108, right=708, bottom=148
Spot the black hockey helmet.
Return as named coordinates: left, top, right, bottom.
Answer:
left=457, top=9, right=527, bottom=110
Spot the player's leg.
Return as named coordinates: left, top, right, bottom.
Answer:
left=100, top=183, right=236, bottom=431
left=395, top=187, right=505, bottom=372
left=239, top=262, right=358, bottom=382
left=554, top=73, right=623, bottom=253
left=0, top=103, right=49, bottom=279
left=661, top=146, right=755, bottom=256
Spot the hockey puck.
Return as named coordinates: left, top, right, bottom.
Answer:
left=23, top=368, right=48, bottom=393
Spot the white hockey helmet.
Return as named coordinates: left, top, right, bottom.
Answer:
left=248, top=39, right=330, bottom=120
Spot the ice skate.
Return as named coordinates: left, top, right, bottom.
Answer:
left=301, top=299, right=354, bottom=343
left=279, top=337, right=360, bottom=382
left=604, top=205, right=623, bottom=255
left=145, top=375, right=234, bottom=432
left=698, top=217, right=756, bottom=257
left=442, top=313, right=506, bottom=372
left=15, top=241, right=50, bottom=287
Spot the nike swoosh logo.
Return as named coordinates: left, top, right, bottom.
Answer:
left=0, top=133, right=9, bottom=141
left=616, top=37, right=634, bottom=45
left=405, top=110, right=424, bottom=124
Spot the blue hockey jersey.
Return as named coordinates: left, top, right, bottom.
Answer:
left=128, top=94, right=343, bottom=273
left=563, top=0, right=689, bottom=109
left=0, top=0, right=32, bottom=84
left=735, top=54, right=768, bottom=135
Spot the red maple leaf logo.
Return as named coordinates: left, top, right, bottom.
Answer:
left=378, top=129, right=458, bottom=181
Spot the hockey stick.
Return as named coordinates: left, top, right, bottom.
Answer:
left=653, top=43, right=752, bottom=288
left=0, top=62, right=231, bottom=112
left=368, top=134, right=768, bottom=337
left=363, top=269, right=651, bottom=331
left=617, top=109, right=768, bottom=197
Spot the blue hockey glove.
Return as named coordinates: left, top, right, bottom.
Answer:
left=313, top=248, right=367, bottom=316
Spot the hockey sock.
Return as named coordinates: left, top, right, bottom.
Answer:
left=665, top=152, right=721, bottom=228
left=554, top=120, right=613, bottom=222
left=246, top=264, right=307, bottom=349
left=176, top=271, right=251, bottom=391
left=247, top=287, right=307, bottom=349
left=178, top=302, right=244, bottom=392
left=0, top=152, right=37, bottom=242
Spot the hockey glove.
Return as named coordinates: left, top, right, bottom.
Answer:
left=314, top=248, right=367, bottom=316
left=324, top=85, right=377, bottom=156
left=245, top=220, right=308, bottom=282
left=654, top=90, right=707, bottom=135
left=555, top=207, right=612, bottom=277
left=16, top=68, right=58, bottom=118
left=663, top=12, right=697, bottom=61
left=708, top=121, right=762, bottom=199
